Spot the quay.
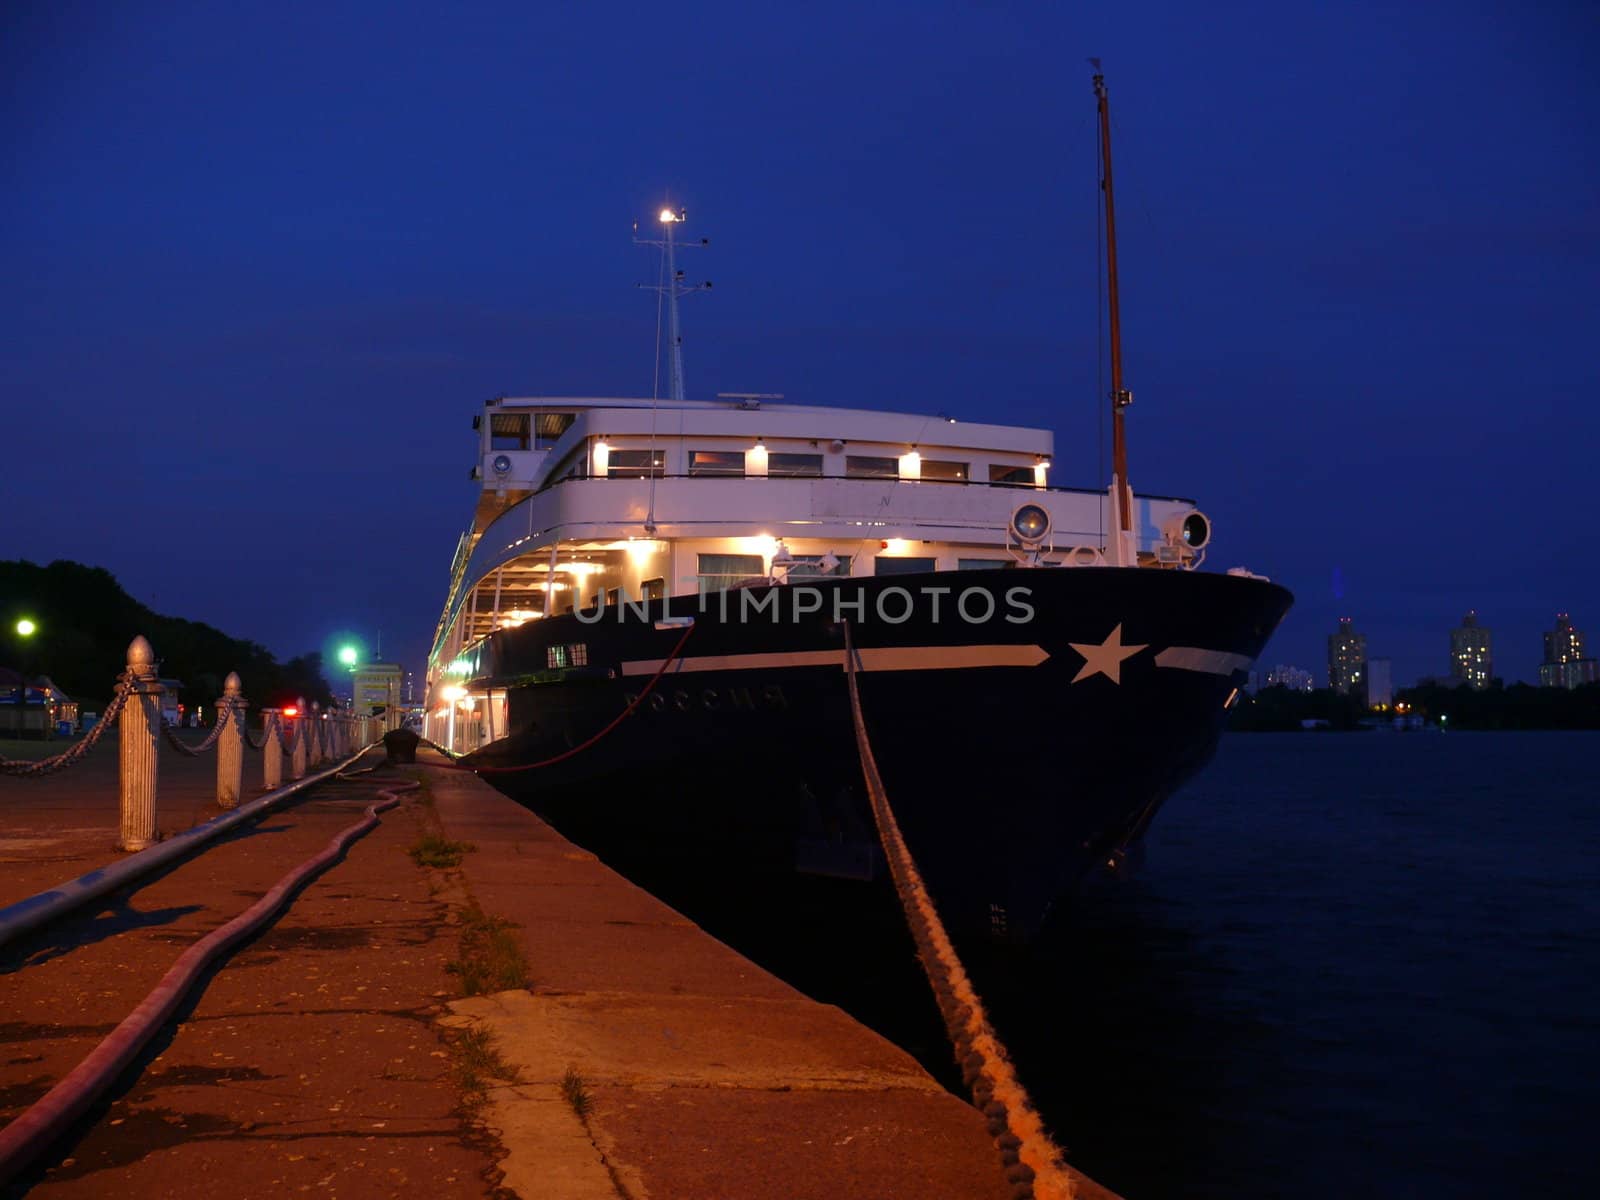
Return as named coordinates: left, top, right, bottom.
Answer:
left=0, top=738, right=1119, bottom=1198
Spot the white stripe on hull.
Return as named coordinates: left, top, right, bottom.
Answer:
left=1154, top=646, right=1252, bottom=676
left=619, top=644, right=1049, bottom=677
left=618, top=643, right=1248, bottom=679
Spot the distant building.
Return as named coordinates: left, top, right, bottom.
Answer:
left=1539, top=613, right=1600, bottom=689
left=1449, top=610, right=1493, bottom=690
left=1367, top=657, right=1393, bottom=708
left=353, top=662, right=405, bottom=729
left=1265, top=664, right=1315, bottom=692
left=1327, top=617, right=1367, bottom=700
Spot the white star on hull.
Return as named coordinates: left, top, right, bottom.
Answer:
left=1068, top=623, right=1148, bottom=684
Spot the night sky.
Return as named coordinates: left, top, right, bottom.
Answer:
left=3, top=2, right=1596, bottom=688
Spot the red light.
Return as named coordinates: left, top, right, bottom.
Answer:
left=282, top=705, right=299, bottom=718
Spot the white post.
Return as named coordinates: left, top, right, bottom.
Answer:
left=290, top=697, right=307, bottom=780
left=118, top=636, right=162, bottom=852
left=216, top=672, right=245, bottom=809
left=262, top=709, right=282, bottom=790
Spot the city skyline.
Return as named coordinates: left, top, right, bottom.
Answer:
left=3, top=4, right=1595, bottom=686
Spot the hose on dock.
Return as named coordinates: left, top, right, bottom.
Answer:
left=0, top=776, right=419, bottom=1187
left=842, top=620, right=1076, bottom=1200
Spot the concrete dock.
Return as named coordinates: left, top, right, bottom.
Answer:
left=1, top=740, right=1117, bottom=1198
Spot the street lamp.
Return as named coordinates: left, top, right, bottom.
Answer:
left=338, top=645, right=359, bottom=668
left=15, top=618, right=36, bottom=638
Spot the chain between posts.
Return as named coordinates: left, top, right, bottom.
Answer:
left=2, top=665, right=345, bottom=776
left=0, top=671, right=138, bottom=778
left=158, top=698, right=239, bottom=757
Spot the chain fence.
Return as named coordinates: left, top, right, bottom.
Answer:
left=0, top=671, right=138, bottom=779
left=159, top=697, right=241, bottom=757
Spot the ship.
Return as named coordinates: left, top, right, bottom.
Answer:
left=423, top=73, right=1293, bottom=939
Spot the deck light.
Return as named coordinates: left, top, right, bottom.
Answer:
left=1010, top=503, right=1052, bottom=545
left=659, top=209, right=677, bottom=223
left=15, top=618, right=36, bottom=637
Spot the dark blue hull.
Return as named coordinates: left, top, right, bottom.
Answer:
left=460, top=567, right=1293, bottom=938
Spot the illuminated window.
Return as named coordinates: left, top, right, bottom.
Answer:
left=921, top=459, right=968, bottom=482
left=608, top=449, right=665, bottom=477
left=697, top=553, right=763, bottom=593
left=689, top=450, right=746, bottom=477
left=547, top=644, right=588, bottom=668
left=490, top=412, right=530, bottom=451
left=846, top=455, right=899, bottom=479
left=989, top=464, right=1035, bottom=487
left=768, top=453, right=824, bottom=477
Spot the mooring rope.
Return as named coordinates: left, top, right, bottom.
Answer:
left=841, top=620, right=1077, bottom=1200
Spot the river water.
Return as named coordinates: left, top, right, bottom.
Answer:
left=563, top=731, right=1600, bottom=1198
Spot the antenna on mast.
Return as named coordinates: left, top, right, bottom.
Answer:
left=1092, top=65, right=1137, bottom=566
left=635, top=206, right=711, bottom=402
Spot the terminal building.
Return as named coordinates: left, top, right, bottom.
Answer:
left=353, top=662, right=405, bottom=730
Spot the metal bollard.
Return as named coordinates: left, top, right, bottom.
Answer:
left=262, top=709, right=282, bottom=790
left=118, top=636, right=163, bottom=852
left=215, top=672, right=245, bottom=809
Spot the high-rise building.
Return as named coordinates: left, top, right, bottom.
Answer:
left=1328, top=617, right=1367, bottom=699
left=1265, top=664, right=1315, bottom=692
left=1539, top=613, right=1600, bottom=689
left=1449, top=610, right=1493, bottom=690
left=1367, top=657, right=1393, bottom=708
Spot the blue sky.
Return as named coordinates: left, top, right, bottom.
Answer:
left=3, top=1, right=1596, bottom=685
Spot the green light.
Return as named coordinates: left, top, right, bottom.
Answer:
left=15, top=619, right=36, bottom=637
left=338, top=645, right=359, bottom=667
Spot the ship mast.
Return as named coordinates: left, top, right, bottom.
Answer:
left=637, top=207, right=711, bottom=403
left=1093, top=65, right=1137, bottom=563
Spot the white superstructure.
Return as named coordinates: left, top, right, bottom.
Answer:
left=427, top=393, right=1208, bottom=684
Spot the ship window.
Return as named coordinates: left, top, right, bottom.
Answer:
left=642, top=577, right=666, bottom=601
left=547, top=643, right=589, bottom=669
left=490, top=412, right=530, bottom=451
left=605, top=587, right=622, bottom=607
left=608, top=449, right=664, bottom=477
left=874, top=556, right=936, bottom=575
left=690, top=450, right=746, bottom=477
left=958, top=558, right=1012, bottom=570
left=698, top=553, right=763, bottom=594
left=786, top=554, right=852, bottom=577
left=989, top=464, right=1035, bottom=487
left=768, top=453, right=823, bottom=477
left=534, top=411, right=575, bottom=449
left=846, top=455, right=899, bottom=479
left=921, top=459, right=968, bottom=482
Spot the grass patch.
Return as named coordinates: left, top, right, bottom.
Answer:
left=451, top=1026, right=521, bottom=1113
left=408, top=832, right=475, bottom=869
left=560, top=1065, right=593, bottom=1119
left=446, top=901, right=530, bottom=995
